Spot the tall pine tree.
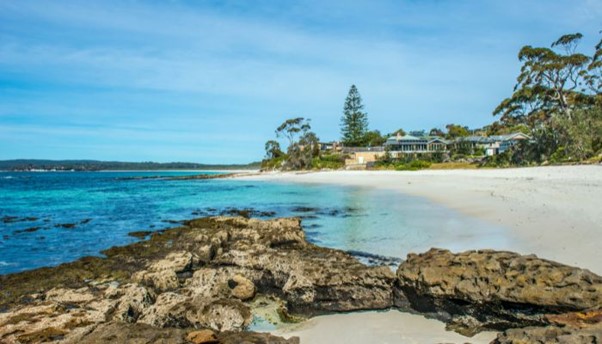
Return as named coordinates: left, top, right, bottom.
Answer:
left=340, top=85, right=368, bottom=146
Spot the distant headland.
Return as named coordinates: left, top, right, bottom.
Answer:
left=0, top=159, right=261, bottom=172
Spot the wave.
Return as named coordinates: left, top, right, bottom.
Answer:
left=2, top=176, right=14, bottom=179
left=0, top=261, right=14, bottom=266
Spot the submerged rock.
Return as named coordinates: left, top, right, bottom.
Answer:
left=396, top=248, right=602, bottom=335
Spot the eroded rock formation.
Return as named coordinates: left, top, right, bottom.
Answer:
left=0, top=216, right=393, bottom=343
left=396, top=248, right=602, bottom=336
left=1, top=217, right=601, bottom=343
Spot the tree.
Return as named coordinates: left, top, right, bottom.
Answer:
left=585, top=33, right=602, bottom=100
left=429, top=128, right=444, bottom=137
left=276, top=117, right=311, bottom=148
left=492, top=32, right=602, bottom=163
left=445, top=124, right=470, bottom=139
left=493, top=33, right=591, bottom=124
left=362, top=130, right=386, bottom=146
left=340, top=85, right=369, bottom=146
left=264, top=140, right=283, bottom=160
left=274, top=117, right=319, bottom=170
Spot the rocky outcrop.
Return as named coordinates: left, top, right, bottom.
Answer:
left=492, top=309, right=601, bottom=343
left=0, top=216, right=391, bottom=343
left=492, top=322, right=602, bottom=344
left=3, top=216, right=602, bottom=343
left=396, top=248, right=602, bottom=336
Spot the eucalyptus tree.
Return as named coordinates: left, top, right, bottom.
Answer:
left=274, top=117, right=319, bottom=170
left=493, top=33, right=591, bottom=124
left=493, top=32, right=602, bottom=162
left=264, top=140, right=283, bottom=160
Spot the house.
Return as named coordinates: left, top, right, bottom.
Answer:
left=384, top=133, right=449, bottom=154
left=452, top=133, right=531, bottom=156
left=319, top=141, right=341, bottom=152
left=493, top=133, right=531, bottom=154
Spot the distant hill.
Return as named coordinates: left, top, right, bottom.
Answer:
left=0, top=159, right=261, bottom=172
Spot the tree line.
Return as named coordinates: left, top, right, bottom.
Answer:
left=263, top=31, right=602, bottom=170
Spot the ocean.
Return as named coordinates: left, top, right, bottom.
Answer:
left=0, top=171, right=512, bottom=275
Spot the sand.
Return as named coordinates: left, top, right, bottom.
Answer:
left=241, top=165, right=602, bottom=343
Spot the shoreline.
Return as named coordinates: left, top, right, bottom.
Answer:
left=241, top=165, right=602, bottom=274
left=241, top=165, right=602, bottom=343
left=1, top=166, right=599, bottom=343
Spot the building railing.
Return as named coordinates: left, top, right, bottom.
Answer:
left=341, top=146, right=386, bottom=153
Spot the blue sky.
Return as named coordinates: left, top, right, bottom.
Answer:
left=1, top=0, right=600, bottom=163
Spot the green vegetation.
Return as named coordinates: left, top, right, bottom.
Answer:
left=444, top=124, right=470, bottom=139
left=262, top=117, right=321, bottom=170
left=261, top=31, right=601, bottom=171
left=490, top=32, right=602, bottom=166
left=340, top=85, right=369, bottom=146
left=311, top=154, right=346, bottom=169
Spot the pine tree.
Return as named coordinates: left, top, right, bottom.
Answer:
left=340, top=85, right=369, bottom=146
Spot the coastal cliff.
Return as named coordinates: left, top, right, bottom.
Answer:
left=0, top=216, right=600, bottom=343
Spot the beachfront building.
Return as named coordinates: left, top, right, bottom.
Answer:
left=495, top=133, right=531, bottom=154
left=383, top=133, right=450, bottom=154
left=451, top=132, right=531, bottom=156
left=319, top=141, right=341, bottom=152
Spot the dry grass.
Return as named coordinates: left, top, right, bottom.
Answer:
left=428, top=162, right=479, bottom=170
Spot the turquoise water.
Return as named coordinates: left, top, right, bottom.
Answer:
left=0, top=171, right=512, bottom=275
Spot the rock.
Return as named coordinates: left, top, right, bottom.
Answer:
left=546, top=309, right=602, bottom=328
left=138, top=292, right=192, bottom=328
left=218, top=330, right=300, bottom=344
left=108, top=283, right=155, bottom=322
left=65, top=322, right=190, bottom=344
left=205, top=217, right=396, bottom=315
left=229, top=275, right=256, bottom=301
left=396, top=248, right=602, bottom=335
left=133, top=251, right=194, bottom=291
left=0, top=216, right=402, bottom=342
left=69, top=322, right=294, bottom=344
left=186, top=329, right=218, bottom=343
left=128, top=230, right=153, bottom=239
left=492, top=323, right=602, bottom=343
left=45, top=287, right=96, bottom=303
left=194, top=298, right=252, bottom=332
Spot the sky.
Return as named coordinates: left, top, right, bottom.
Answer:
left=1, top=0, right=601, bottom=163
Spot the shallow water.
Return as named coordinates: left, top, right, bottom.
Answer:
left=0, top=171, right=513, bottom=274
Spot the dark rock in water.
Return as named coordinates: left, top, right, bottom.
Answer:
left=79, top=218, right=92, bottom=225
left=161, top=219, right=184, bottom=224
left=55, top=223, right=77, bottom=229
left=220, top=208, right=276, bottom=218
left=290, top=206, right=318, bottom=213
left=1, top=216, right=39, bottom=223
left=1, top=216, right=19, bottom=223
left=13, top=227, right=43, bottom=234
left=167, top=173, right=237, bottom=181
left=347, top=250, right=403, bottom=267
left=128, top=230, right=153, bottom=239
left=395, top=248, right=602, bottom=336
left=193, top=207, right=277, bottom=219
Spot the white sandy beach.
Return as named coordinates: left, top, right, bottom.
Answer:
left=243, top=165, right=602, bottom=343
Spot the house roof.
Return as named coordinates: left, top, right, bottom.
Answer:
left=427, top=137, right=450, bottom=144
